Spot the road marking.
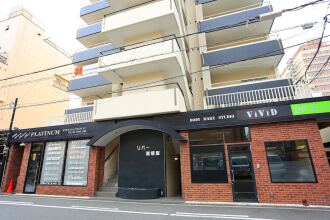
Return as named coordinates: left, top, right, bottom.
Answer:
left=71, top=206, right=119, bottom=211
left=175, top=212, right=250, bottom=218
left=171, top=212, right=277, bottom=220
left=0, top=201, right=33, bottom=205
left=2, top=194, right=329, bottom=212
left=0, top=202, right=169, bottom=216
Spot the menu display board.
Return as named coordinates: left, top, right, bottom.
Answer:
left=64, top=140, right=90, bottom=186
left=40, top=141, right=66, bottom=185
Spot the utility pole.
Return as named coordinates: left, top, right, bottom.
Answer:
left=0, top=98, right=18, bottom=189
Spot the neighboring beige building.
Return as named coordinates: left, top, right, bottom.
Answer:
left=0, top=6, right=73, bottom=129
left=281, top=40, right=330, bottom=96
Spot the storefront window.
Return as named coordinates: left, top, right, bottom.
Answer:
left=190, top=146, right=227, bottom=183
left=189, top=127, right=250, bottom=146
left=63, top=140, right=90, bottom=186
left=40, top=141, right=66, bottom=185
left=265, top=140, right=317, bottom=183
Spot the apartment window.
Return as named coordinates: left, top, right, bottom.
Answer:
left=190, top=146, right=227, bottom=183
left=40, top=139, right=90, bottom=186
left=265, top=140, right=317, bottom=183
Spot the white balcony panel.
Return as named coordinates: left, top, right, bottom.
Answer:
left=102, top=0, right=182, bottom=46
left=98, top=39, right=184, bottom=82
left=199, top=0, right=263, bottom=18
left=201, top=5, right=273, bottom=46
left=93, top=88, right=187, bottom=121
left=109, top=0, right=146, bottom=11
left=204, top=40, right=284, bottom=76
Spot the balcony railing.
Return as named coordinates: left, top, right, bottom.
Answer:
left=204, top=85, right=312, bottom=109
left=47, top=111, right=93, bottom=126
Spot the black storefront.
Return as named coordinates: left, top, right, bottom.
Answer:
left=5, top=97, right=330, bottom=200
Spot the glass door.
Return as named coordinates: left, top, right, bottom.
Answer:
left=24, top=144, right=44, bottom=193
left=228, top=144, right=258, bottom=202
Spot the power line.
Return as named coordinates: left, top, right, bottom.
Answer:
left=303, top=14, right=330, bottom=80
left=309, top=55, right=330, bottom=84
left=0, top=34, right=329, bottom=111
left=1, top=21, right=323, bottom=91
left=0, top=0, right=327, bottom=83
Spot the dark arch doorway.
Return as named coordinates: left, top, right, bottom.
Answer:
left=93, top=120, right=186, bottom=200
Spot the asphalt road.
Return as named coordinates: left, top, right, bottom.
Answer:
left=0, top=194, right=329, bottom=220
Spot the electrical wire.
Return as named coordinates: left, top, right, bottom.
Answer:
left=0, top=0, right=327, bottom=83
left=0, top=34, right=329, bottom=111
left=1, top=21, right=324, bottom=91
left=309, top=55, right=330, bottom=84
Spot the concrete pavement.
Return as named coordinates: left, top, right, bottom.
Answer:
left=0, top=194, right=329, bottom=220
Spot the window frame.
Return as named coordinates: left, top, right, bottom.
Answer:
left=265, top=140, right=318, bottom=184
left=190, top=145, right=228, bottom=184
left=38, top=139, right=91, bottom=187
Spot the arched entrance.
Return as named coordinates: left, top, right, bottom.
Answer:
left=89, top=120, right=186, bottom=200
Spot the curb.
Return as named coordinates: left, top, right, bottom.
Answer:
left=185, top=201, right=330, bottom=209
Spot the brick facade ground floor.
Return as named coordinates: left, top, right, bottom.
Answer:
left=1, top=120, right=329, bottom=206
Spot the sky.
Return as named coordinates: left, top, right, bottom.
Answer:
left=0, top=0, right=329, bottom=72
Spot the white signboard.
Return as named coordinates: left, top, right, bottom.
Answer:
left=63, top=140, right=90, bottom=186
left=40, top=141, right=66, bottom=185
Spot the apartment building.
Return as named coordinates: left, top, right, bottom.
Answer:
left=281, top=40, right=330, bottom=96
left=0, top=6, right=72, bottom=130
left=2, top=1, right=330, bottom=206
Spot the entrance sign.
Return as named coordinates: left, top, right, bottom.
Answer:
left=291, top=100, right=330, bottom=116
left=40, top=141, right=66, bottom=185
left=63, top=140, right=90, bottom=186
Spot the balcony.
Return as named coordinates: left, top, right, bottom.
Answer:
left=98, top=38, right=184, bottom=81
left=93, top=87, right=187, bottom=121
left=69, top=73, right=112, bottom=97
left=80, top=0, right=112, bottom=24
left=202, top=39, right=284, bottom=75
left=76, top=22, right=108, bottom=48
left=73, top=43, right=117, bottom=66
left=102, top=0, right=182, bottom=46
left=47, top=109, right=94, bottom=126
left=108, top=0, right=146, bottom=11
left=98, top=37, right=192, bottom=108
left=196, top=0, right=263, bottom=18
left=204, top=84, right=312, bottom=109
left=200, top=5, right=274, bottom=46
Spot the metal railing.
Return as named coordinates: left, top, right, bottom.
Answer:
left=204, top=85, right=312, bottom=109
left=47, top=111, right=93, bottom=126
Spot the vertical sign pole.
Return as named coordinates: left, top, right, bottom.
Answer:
left=0, top=98, right=18, bottom=189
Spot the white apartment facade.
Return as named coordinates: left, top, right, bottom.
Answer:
left=0, top=6, right=72, bottom=130
left=67, top=0, right=307, bottom=119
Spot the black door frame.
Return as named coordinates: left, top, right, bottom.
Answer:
left=23, top=143, right=44, bottom=194
left=228, top=144, right=258, bottom=202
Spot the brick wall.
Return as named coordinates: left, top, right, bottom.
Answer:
left=180, top=131, right=233, bottom=202
left=97, top=148, right=105, bottom=188
left=251, top=120, right=330, bottom=206
left=1, top=144, right=24, bottom=192
left=36, top=146, right=100, bottom=197
left=16, top=143, right=32, bottom=193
